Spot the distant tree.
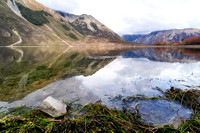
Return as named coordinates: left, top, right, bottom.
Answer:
left=153, top=41, right=168, bottom=45
left=154, top=41, right=162, bottom=45
left=170, top=40, right=175, bottom=45
left=184, top=36, right=200, bottom=45
left=162, top=42, right=168, bottom=45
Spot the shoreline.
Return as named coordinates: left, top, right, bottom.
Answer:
left=0, top=88, right=200, bottom=132
left=0, top=43, right=200, bottom=48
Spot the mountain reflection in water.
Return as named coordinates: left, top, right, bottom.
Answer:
left=1, top=47, right=200, bottom=125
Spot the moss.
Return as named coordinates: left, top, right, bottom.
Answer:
left=16, top=2, right=51, bottom=26
left=0, top=104, right=150, bottom=132
left=3, top=102, right=199, bottom=132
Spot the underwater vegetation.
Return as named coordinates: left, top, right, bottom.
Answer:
left=1, top=88, right=200, bottom=133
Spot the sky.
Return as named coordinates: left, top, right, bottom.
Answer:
left=36, top=0, right=200, bottom=35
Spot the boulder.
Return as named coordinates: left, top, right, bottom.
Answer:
left=40, top=96, right=67, bottom=117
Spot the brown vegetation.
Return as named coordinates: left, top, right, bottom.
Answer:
left=184, top=36, right=200, bottom=45
left=153, top=35, right=200, bottom=46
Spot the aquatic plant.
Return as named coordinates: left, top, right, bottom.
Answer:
left=1, top=92, right=200, bottom=133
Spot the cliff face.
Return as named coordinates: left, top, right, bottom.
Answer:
left=0, top=0, right=123, bottom=46
left=123, top=28, right=200, bottom=44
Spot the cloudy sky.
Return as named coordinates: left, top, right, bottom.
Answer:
left=36, top=0, right=200, bottom=35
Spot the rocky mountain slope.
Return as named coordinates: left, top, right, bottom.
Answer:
left=123, top=28, right=200, bottom=44
left=0, top=0, right=122, bottom=46
left=56, top=10, right=123, bottom=42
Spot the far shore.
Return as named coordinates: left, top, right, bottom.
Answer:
left=0, top=43, right=200, bottom=49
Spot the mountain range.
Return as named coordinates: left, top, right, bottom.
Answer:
left=123, top=28, right=200, bottom=44
left=2, top=0, right=200, bottom=46
left=0, top=0, right=123, bottom=46
left=123, top=48, right=200, bottom=63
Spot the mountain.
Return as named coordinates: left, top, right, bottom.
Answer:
left=123, top=48, right=200, bottom=63
left=55, top=10, right=123, bottom=42
left=0, top=0, right=123, bottom=46
left=123, top=28, right=200, bottom=44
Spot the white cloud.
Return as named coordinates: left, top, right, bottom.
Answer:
left=36, top=0, right=200, bottom=35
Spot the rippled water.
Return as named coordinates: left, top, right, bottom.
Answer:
left=1, top=47, right=200, bottom=125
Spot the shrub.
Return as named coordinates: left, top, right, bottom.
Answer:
left=69, top=33, right=78, bottom=40
left=90, top=22, right=99, bottom=30
left=70, top=52, right=79, bottom=59
left=69, top=22, right=85, bottom=35
left=16, top=3, right=51, bottom=26
left=153, top=41, right=168, bottom=45
left=60, top=18, right=65, bottom=22
left=184, top=36, right=200, bottom=45
left=62, top=24, right=70, bottom=31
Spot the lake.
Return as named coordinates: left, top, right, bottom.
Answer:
left=0, top=46, right=200, bottom=125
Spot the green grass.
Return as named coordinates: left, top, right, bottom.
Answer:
left=2, top=102, right=200, bottom=133
left=0, top=103, right=149, bottom=132
left=1, top=86, right=200, bottom=132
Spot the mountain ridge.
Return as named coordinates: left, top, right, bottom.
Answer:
left=123, top=28, right=200, bottom=44
left=0, top=0, right=123, bottom=46
left=55, top=10, right=124, bottom=42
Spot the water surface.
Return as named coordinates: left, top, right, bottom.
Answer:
left=1, top=47, right=200, bottom=125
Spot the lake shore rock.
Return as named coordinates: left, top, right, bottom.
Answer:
left=39, top=96, right=66, bottom=117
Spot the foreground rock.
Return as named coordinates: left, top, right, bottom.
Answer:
left=40, top=96, right=66, bottom=117
left=168, top=116, right=184, bottom=129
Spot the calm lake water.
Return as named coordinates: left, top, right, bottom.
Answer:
left=1, top=47, right=200, bottom=125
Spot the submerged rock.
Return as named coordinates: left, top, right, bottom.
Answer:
left=169, top=116, right=184, bottom=129
left=39, top=96, right=66, bottom=117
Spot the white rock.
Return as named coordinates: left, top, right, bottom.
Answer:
left=7, top=0, right=24, bottom=19
left=40, top=96, right=66, bottom=117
